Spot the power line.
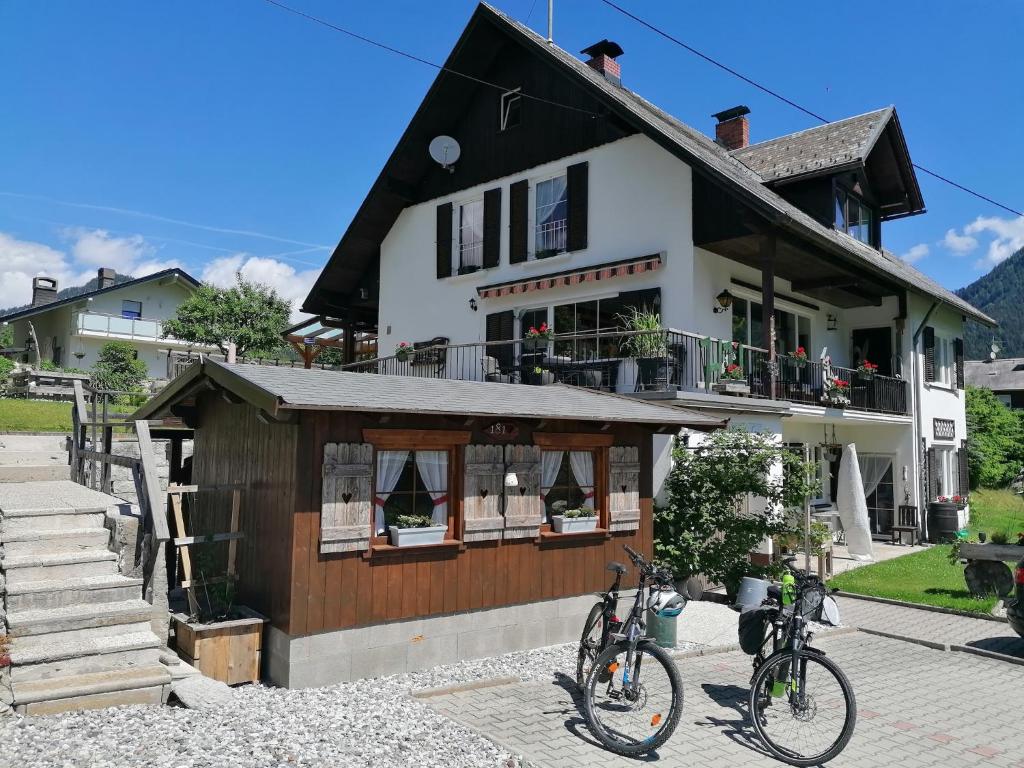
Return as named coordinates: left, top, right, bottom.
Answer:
left=260, top=0, right=600, bottom=118
left=598, top=0, right=1023, bottom=219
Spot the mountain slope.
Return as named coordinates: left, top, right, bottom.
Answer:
left=1, top=273, right=136, bottom=317
left=957, top=246, right=1024, bottom=359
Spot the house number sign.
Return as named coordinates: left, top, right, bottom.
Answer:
left=485, top=421, right=519, bottom=441
left=933, top=418, right=955, bottom=441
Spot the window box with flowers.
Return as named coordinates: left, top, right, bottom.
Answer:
left=712, top=362, right=750, bottom=396
left=523, top=322, right=554, bottom=352
left=550, top=503, right=599, bottom=533
left=388, top=514, right=449, bottom=547
left=394, top=341, right=413, bottom=363
left=821, top=377, right=850, bottom=407
left=791, top=346, right=808, bottom=367
left=857, top=359, right=879, bottom=380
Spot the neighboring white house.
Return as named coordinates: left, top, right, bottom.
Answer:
left=0, top=267, right=210, bottom=379
left=300, top=5, right=996, bottom=540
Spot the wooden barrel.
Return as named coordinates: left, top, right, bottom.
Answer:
left=927, top=502, right=960, bottom=543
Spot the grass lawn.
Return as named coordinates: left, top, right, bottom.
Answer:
left=828, top=489, right=1024, bottom=615
left=0, top=398, right=73, bottom=432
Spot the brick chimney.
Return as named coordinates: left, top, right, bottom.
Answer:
left=712, top=106, right=751, bottom=150
left=97, top=267, right=116, bottom=290
left=581, top=40, right=624, bottom=86
left=31, top=277, right=58, bottom=307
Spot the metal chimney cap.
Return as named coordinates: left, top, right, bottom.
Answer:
left=712, top=105, right=751, bottom=123
left=581, top=40, right=624, bottom=59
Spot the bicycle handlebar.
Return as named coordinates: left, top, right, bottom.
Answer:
left=623, top=545, right=674, bottom=586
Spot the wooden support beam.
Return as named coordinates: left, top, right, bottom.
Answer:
left=761, top=234, right=777, bottom=399
left=173, top=532, right=245, bottom=547
left=789, top=277, right=860, bottom=292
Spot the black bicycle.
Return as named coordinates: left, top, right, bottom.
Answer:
left=740, top=557, right=856, bottom=766
left=577, top=545, right=686, bottom=756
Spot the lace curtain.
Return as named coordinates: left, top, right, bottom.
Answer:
left=569, top=451, right=595, bottom=506
left=415, top=450, right=449, bottom=526
left=374, top=450, right=409, bottom=534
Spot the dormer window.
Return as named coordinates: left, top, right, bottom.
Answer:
left=500, top=88, right=522, bottom=131
left=835, top=187, right=877, bottom=247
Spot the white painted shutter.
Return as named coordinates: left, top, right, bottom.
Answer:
left=503, top=444, right=543, bottom=539
left=463, top=444, right=505, bottom=542
left=608, top=446, right=641, bottom=532
left=320, top=442, right=373, bottom=553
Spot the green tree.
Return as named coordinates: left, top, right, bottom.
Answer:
left=0, top=324, right=12, bottom=349
left=965, top=386, right=1024, bottom=488
left=654, top=429, right=820, bottom=596
left=161, top=274, right=291, bottom=358
left=91, top=341, right=147, bottom=392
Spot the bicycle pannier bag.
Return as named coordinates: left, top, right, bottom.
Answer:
left=738, top=607, right=772, bottom=655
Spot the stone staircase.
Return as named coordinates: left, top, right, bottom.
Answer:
left=0, top=435, right=70, bottom=483
left=1, top=467, right=171, bottom=715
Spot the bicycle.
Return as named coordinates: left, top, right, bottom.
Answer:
left=577, top=544, right=687, bottom=756
left=741, top=557, right=856, bottom=766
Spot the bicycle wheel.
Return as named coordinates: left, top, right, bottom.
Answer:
left=583, top=640, right=684, bottom=756
left=748, top=649, right=856, bottom=766
left=576, top=604, right=605, bottom=688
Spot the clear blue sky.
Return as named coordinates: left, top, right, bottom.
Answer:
left=1, top=0, right=1021, bottom=313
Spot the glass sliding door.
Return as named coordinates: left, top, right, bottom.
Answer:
left=861, top=454, right=895, bottom=535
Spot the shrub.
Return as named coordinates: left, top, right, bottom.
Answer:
left=39, top=360, right=59, bottom=372
left=990, top=530, right=1009, bottom=545
left=91, top=342, right=147, bottom=393
left=393, top=514, right=435, bottom=529
left=965, top=386, right=1024, bottom=488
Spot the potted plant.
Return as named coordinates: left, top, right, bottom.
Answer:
left=527, top=365, right=555, bottom=386
left=550, top=503, right=599, bottom=533
left=791, top=346, right=808, bottom=367
left=619, top=307, right=673, bottom=389
left=523, top=322, right=554, bottom=352
left=394, top=341, right=413, bottom=362
left=388, top=514, right=448, bottom=547
left=857, top=359, right=879, bottom=380
left=713, top=360, right=751, bottom=395
left=821, top=377, right=850, bottom=407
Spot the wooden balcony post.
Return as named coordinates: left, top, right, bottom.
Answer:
left=761, top=233, right=777, bottom=397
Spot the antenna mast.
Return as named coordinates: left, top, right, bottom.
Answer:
left=547, top=0, right=553, bottom=43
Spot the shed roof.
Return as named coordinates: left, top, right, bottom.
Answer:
left=965, top=358, right=1024, bottom=392
left=135, top=360, right=721, bottom=428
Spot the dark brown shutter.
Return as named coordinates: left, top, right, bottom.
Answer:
left=566, top=161, right=589, bottom=252
left=954, top=338, right=965, bottom=389
left=509, top=179, right=528, bottom=264
left=436, top=202, right=453, bottom=279
left=483, top=187, right=501, bottom=269
left=926, top=447, right=938, bottom=500
left=923, top=326, right=935, bottom=382
left=486, top=310, right=515, bottom=372
left=958, top=439, right=970, bottom=495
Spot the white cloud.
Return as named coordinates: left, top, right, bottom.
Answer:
left=964, top=215, right=1024, bottom=268
left=200, top=254, right=319, bottom=322
left=900, top=243, right=929, bottom=264
left=940, top=228, right=978, bottom=255
left=0, top=233, right=79, bottom=309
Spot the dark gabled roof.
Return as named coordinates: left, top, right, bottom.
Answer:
left=965, top=358, right=1024, bottom=392
left=302, top=3, right=993, bottom=328
left=0, top=268, right=201, bottom=324
left=134, top=359, right=722, bottom=428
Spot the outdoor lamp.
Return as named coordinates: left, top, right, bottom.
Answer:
left=827, top=313, right=838, bottom=331
left=713, top=289, right=734, bottom=313
left=469, top=297, right=478, bottom=311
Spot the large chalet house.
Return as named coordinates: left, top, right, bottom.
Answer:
left=303, top=4, right=995, bottom=541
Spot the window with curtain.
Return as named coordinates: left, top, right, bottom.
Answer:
left=539, top=449, right=595, bottom=521
left=534, top=175, right=568, bottom=257
left=934, top=446, right=956, bottom=497
left=121, top=300, right=142, bottom=319
left=457, top=199, right=484, bottom=272
left=374, top=450, right=449, bottom=534
left=834, top=187, right=877, bottom=246
left=860, top=454, right=894, bottom=534
left=731, top=297, right=808, bottom=355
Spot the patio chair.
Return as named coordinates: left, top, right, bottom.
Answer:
left=891, top=505, right=919, bottom=546
left=481, top=355, right=512, bottom=383
left=411, top=336, right=449, bottom=378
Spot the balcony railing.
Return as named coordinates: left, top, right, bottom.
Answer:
left=74, top=311, right=164, bottom=340
left=341, top=328, right=910, bottom=416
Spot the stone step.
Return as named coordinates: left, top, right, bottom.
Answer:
left=2, top=549, right=119, bottom=584
left=2, top=527, right=111, bottom=557
left=0, top=451, right=69, bottom=466
left=9, top=633, right=162, bottom=683
left=0, top=479, right=118, bottom=516
left=9, top=629, right=162, bottom=668
left=6, top=599, right=155, bottom=638
left=0, top=434, right=69, bottom=453
left=0, top=464, right=70, bottom=482
left=2, top=511, right=106, bottom=537
left=12, top=665, right=171, bottom=715
left=4, top=573, right=144, bottom=611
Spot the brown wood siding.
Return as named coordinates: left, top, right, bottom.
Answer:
left=287, top=410, right=655, bottom=637
left=190, top=394, right=298, bottom=631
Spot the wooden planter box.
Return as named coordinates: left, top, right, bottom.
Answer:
left=712, top=381, right=750, bottom=396
left=172, top=607, right=267, bottom=685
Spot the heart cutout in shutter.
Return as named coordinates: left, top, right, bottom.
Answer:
left=342, top=492, right=353, bottom=504
left=480, top=488, right=489, bottom=499
left=621, top=485, right=628, bottom=493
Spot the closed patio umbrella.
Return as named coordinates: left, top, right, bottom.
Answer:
left=836, top=443, right=874, bottom=561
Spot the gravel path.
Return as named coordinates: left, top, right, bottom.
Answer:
left=0, top=602, right=739, bottom=768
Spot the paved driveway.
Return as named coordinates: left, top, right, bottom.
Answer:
left=425, top=632, right=1024, bottom=767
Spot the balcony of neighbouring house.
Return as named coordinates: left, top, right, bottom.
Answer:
left=341, top=329, right=910, bottom=417
left=71, top=310, right=195, bottom=347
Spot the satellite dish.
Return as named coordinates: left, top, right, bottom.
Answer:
left=429, top=135, right=460, bottom=173
left=991, top=342, right=1001, bottom=354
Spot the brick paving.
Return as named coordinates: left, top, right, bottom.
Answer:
left=837, top=596, right=1024, bottom=658
left=425, top=632, right=1024, bottom=767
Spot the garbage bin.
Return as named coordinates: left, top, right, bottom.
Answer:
left=646, top=609, right=677, bottom=648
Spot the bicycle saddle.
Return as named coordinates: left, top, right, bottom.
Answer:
left=606, top=561, right=627, bottom=574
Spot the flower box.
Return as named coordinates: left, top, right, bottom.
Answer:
left=551, top=514, right=598, bottom=533
left=171, top=607, right=267, bottom=685
left=388, top=524, right=448, bottom=547
left=712, top=381, right=751, bottom=396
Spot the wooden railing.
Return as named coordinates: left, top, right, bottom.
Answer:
left=70, top=380, right=170, bottom=543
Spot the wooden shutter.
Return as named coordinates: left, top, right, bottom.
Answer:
left=482, top=187, right=501, bottom=269
left=321, top=442, right=373, bottom=553
left=486, top=310, right=515, bottom=372
left=926, top=447, right=938, bottom=501
left=509, top=179, right=529, bottom=264
left=608, top=446, right=641, bottom=532
left=463, top=445, right=505, bottom=541
left=436, top=202, right=453, bottom=279
left=958, top=439, right=970, bottom=496
left=922, top=326, right=935, bottom=382
left=566, top=161, right=589, bottom=252
left=954, top=338, right=965, bottom=389
left=503, top=444, right=543, bottom=539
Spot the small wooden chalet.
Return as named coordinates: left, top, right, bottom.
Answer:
left=134, top=360, right=718, bottom=687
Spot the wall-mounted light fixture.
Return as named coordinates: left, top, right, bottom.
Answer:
left=359, top=287, right=370, bottom=301
left=469, top=297, right=478, bottom=312
left=713, top=289, right=734, bottom=314
left=827, top=313, right=838, bottom=331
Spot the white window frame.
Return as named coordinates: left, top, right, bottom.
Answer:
left=730, top=289, right=812, bottom=354
left=454, top=198, right=484, bottom=274
left=933, top=335, right=953, bottom=386
left=934, top=445, right=957, bottom=497
left=532, top=172, right=568, bottom=259
left=499, top=88, right=522, bottom=131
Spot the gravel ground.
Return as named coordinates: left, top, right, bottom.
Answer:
left=0, top=602, right=738, bottom=768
